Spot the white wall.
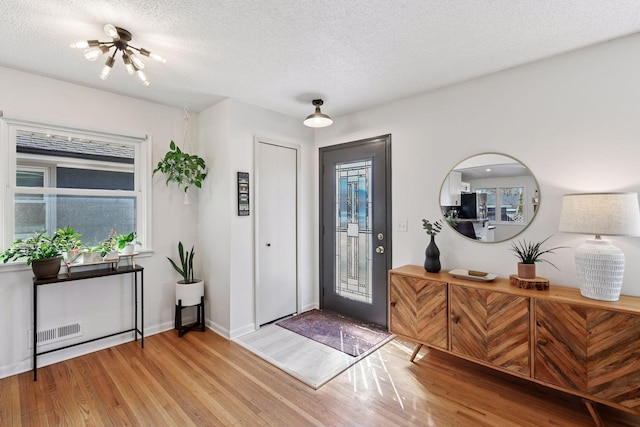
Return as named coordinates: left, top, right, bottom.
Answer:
left=315, top=33, right=640, bottom=297
left=198, top=99, right=315, bottom=338
left=0, top=67, right=201, bottom=377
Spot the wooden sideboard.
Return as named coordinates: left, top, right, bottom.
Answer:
left=388, top=265, right=640, bottom=426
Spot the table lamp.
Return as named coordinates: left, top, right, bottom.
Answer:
left=559, top=192, right=640, bottom=301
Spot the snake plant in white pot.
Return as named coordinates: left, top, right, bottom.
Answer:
left=168, top=241, right=204, bottom=306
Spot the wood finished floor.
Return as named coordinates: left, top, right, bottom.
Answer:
left=1, top=329, right=639, bottom=426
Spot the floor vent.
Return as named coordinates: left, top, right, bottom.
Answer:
left=35, top=321, right=83, bottom=346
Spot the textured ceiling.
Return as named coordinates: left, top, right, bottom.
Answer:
left=2, top=1, right=640, bottom=119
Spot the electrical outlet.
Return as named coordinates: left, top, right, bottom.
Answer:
left=396, top=219, right=408, bottom=232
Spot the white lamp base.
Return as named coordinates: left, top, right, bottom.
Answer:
left=575, top=239, right=625, bottom=301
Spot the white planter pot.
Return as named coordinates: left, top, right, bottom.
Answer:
left=120, top=243, right=135, bottom=255
left=103, top=250, right=119, bottom=261
left=175, top=279, right=204, bottom=306
left=82, top=252, right=102, bottom=263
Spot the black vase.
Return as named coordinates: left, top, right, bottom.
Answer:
left=424, top=235, right=441, bottom=273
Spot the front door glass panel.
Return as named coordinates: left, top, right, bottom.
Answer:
left=334, top=160, right=372, bottom=304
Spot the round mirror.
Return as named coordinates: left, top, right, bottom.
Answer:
left=440, top=153, right=539, bottom=243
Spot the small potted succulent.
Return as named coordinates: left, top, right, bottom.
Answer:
left=0, top=231, right=63, bottom=279
left=510, top=235, right=567, bottom=279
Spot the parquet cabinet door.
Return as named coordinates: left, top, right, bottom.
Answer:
left=389, top=274, right=447, bottom=349
left=535, top=299, right=640, bottom=411
left=587, top=308, right=640, bottom=411
left=450, top=285, right=530, bottom=375
left=534, top=300, right=588, bottom=392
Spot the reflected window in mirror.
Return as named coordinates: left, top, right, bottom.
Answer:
left=440, top=153, right=539, bottom=243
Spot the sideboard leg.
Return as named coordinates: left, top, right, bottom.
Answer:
left=410, top=344, right=423, bottom=362
left=582, top=399, right=604, bottom=427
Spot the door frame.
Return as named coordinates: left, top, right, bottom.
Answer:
left=253, top=136, right=301, bottom=329
left=319, top=134, right=392, bottom=324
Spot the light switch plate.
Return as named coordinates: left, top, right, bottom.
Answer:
left=396, top=219, right=408, bottom=232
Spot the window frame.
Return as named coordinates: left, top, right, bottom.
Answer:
left=477, top=186, right=527, bottom=225
left=1, top=116, right=152, bottom=255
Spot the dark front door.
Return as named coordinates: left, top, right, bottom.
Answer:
left=320, top=135, right=391, bottom=327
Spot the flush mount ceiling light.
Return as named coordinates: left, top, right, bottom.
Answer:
left=70, top=24, right=166, bottom=86
left=303, top=99, right=333, bottom=128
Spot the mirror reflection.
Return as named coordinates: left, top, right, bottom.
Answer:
left=440, top=153, right=539, bottom=243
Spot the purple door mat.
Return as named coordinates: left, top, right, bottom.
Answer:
left=276, top=309, right=392, bottom=357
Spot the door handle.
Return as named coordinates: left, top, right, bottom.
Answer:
left=376, top=246, right=385, bottom=254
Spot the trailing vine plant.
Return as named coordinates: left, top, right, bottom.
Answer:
left=153, top=140, right=207, bottom=193
left=153, top=109, right=207, bottom=198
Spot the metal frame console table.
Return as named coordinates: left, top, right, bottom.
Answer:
left=32, top=264, right=144, bottom=381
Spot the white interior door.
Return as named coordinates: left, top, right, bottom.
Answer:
left=256, top=140, right=297, bottom=326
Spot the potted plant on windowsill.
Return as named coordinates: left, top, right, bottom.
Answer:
left=510, top=235, right=567, bottom=279
left=168, top=241, right=204, bottom=306
left=0, top=231, right=63, bottom=279
left=116, top=231, right=140, bottom=255
left=54, top=226, right=83, bottom=263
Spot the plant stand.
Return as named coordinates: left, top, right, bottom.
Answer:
left=175, top=296, right=205, bottom=337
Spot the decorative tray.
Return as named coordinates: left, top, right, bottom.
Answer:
left=449, top=269, right=497, bottom=282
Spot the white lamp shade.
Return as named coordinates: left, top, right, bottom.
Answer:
left=559, top=192, right=640, bottom=237
left=559, top=192, right=640, bottom=301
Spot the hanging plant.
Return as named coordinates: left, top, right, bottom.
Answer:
left=153, top=140, right=207, bottom=193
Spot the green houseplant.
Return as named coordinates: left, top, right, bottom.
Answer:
left=422, top=219, right=443, bottom=273
left=168, top=241, right=197, bottom=284
left=153, top=141, right=207, bottom=195
left=168, top=242, right=203, bottom=302
left=54, top=226, right=83, bottom=262
left=0, top=231, right=63, bottom=278
left=511, top=235, right=567, bottom=279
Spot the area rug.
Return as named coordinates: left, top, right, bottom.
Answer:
left=276, top=309, right=391, bottom=357
left=234, top=322, right=394, bottom=389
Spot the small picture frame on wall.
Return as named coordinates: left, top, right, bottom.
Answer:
left=237, top=172, right=250, bottom=216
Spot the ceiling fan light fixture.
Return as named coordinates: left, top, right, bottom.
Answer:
left=72, top=24, right=164, bottom=86
left=303, top=99, right=333, bottom=128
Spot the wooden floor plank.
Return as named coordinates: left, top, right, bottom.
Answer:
left=4, top=329, right=640, bottom=426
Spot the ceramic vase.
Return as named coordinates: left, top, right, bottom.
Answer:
left=424, top=235, right=441, bottom=273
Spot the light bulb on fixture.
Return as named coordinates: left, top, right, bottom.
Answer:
left=127, top=50, right=145, bottom=69
left=84, top=45, right=110, bottom=61
left=139, top=48, right=167, bottom=64
left=137, top=69, right=150, bottom=86
left=103, top=24, right=119, bottom=40
left=303, top=99, right=333, bottom=128
left=122, top=53, right=135, bottom=75
left=71, top=24, right=165, bottom=85
left=99, top=55, right=115, bottom=80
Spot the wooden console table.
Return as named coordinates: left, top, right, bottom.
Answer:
left=388, top=265, right=640, bottom=426
left=32, top=264, right=144, bottom=381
